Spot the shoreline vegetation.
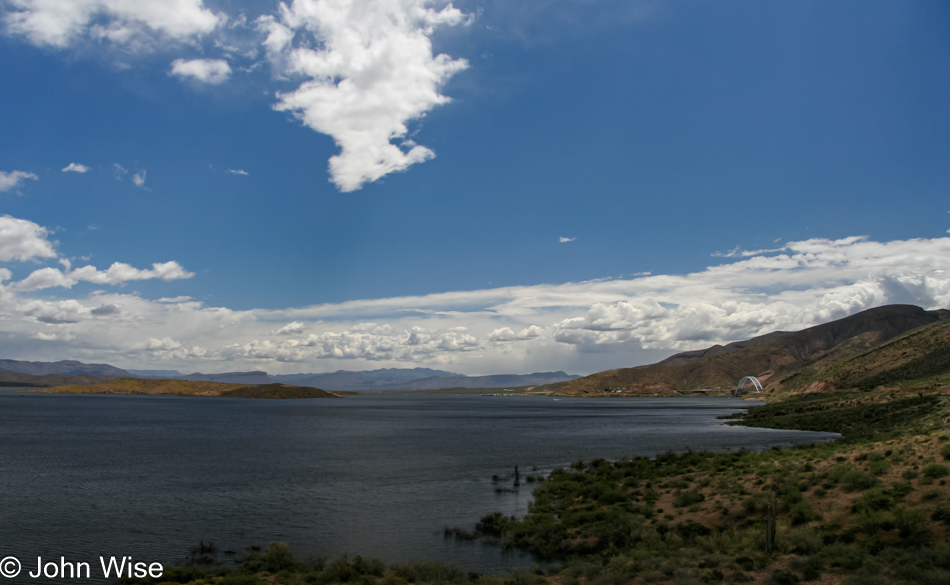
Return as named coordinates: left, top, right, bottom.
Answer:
left=118, top=386, right=950, bottom=585
left=26, top=378, right=346, bottom=399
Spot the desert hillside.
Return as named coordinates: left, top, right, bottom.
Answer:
left=556, top=304, right=950, bottom=397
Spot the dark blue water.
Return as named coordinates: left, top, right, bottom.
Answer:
left=0, top=391, right=837, bottom=580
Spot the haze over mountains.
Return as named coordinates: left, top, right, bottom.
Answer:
left=0, top=361, right=579, bottom=391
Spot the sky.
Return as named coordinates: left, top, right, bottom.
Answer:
left=0, top=0, right=948, bottom=376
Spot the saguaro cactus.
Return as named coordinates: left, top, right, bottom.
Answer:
left=764, top=494, right=777, bottom=553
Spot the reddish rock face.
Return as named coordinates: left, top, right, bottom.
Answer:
left=801, top=380, right=837, bottom=394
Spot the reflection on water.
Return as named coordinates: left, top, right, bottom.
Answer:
left=0, top=391, right=837, bottom=580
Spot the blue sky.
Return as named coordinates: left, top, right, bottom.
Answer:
left=1, top=0, right=948, bottom=375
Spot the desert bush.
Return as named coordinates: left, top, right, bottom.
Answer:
left=262, top=542, right=294, bottom=573
left=822, top=542, right=865, bottom=570
left=854, top=489, right=893, bottom=513
left=786, top=527, right=822, bottom=556
left=923, top=464, right=949, bottom=479
left=867, top=460, right=890, bottom=476
left=674, top=490, right=705, bottom=507
left=922, top=489, right=940, bottom=501
left=932, top=508, right=950, bottom=525
left=789, top=501, right=815, bottom=526
left=886, top=481, right=913, bottom=500
left=769, top=569, right=800, bottom=585
left=841, top=470, right=879, bottom=492
left=391, top=560, right=463, bottom=583
left=893, top=507, right=928, bottom=540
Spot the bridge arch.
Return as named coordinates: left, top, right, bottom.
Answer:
left=734, top=376, right=763, bottom=396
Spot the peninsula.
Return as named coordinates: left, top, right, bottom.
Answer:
left=28, top=378, right=343, bottom=399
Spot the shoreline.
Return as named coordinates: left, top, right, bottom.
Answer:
left=117, top=388, right=950, bottom=585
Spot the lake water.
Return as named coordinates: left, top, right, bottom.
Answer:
left=0, top=391, right=838, bottom=582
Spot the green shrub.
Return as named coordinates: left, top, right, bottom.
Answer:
left=674, top=490, right=705, bottom=507
left=789, top=501, right=815, bottom=525
left=867, top=460, right=890, bottom=476
left=922, top=489, right=940, bottom=501
left=734, top=556, right=755, bottom=572
left=677, top=520, right=712, bottom=541
left=786, top=527, right=822, bottom=555
left=391, top=560, right=462, bottom=583
left=923, top=464, right=949, bottom=479
left=769, top=569, right=800, bottom=585
left=823, top=542, right=865, bottom=570
left=742, top=494, right=765, bottom=513
left=886, top=481, right=913, bottom=500
left=801, top=557, right=822, bottom=582
left=931, top=508, right=950, bottom=525
left=841, top=470, right=878, bottom=492
left=476, top=512, right=510, bottom=536
left=941, top=443, right=950, bottom=460
left=263, top=542, right=294, bottom=573
left=352, top=556, right=385, bottom=578
left=893, top=507, right=928, bottom=540
left=854, top=489, right=893, bottom=513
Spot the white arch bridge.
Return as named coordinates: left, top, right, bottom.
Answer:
left=734, top=376, right=763, bottom=397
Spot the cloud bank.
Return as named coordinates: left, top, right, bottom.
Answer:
left=1, top=214, right=948, bottom=375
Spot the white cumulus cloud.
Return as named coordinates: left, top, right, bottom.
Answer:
left=0, top=215, right=57, bottom=261
left=275, top=321, right=305, bottom=335
left=3, top=0, right=223, bottom=49
left=132, top=170, right=147, bottom=188
left=169, top=58, right=232, bottom=84
left=0, top=170, right=38, bottom=192
left=263, top=0, right=470, bottom=192
left=62, top=162, right=90, bottom=173
left=15, top=261, right=194, bottom=291
left=488, top=325, right=544, bottom=342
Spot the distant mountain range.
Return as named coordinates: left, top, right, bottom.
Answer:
left=133, top=367, right=580, bottom=391
left=0, top=359, right=128, bottom=377
left=556, top=304, right=950, bottom=396
left=7, top=304, right=949, bottom=396
left=0, top=360, right=579, bottom=391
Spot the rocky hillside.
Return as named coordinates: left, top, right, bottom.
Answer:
left=556, top=304, right=950, bottom=396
